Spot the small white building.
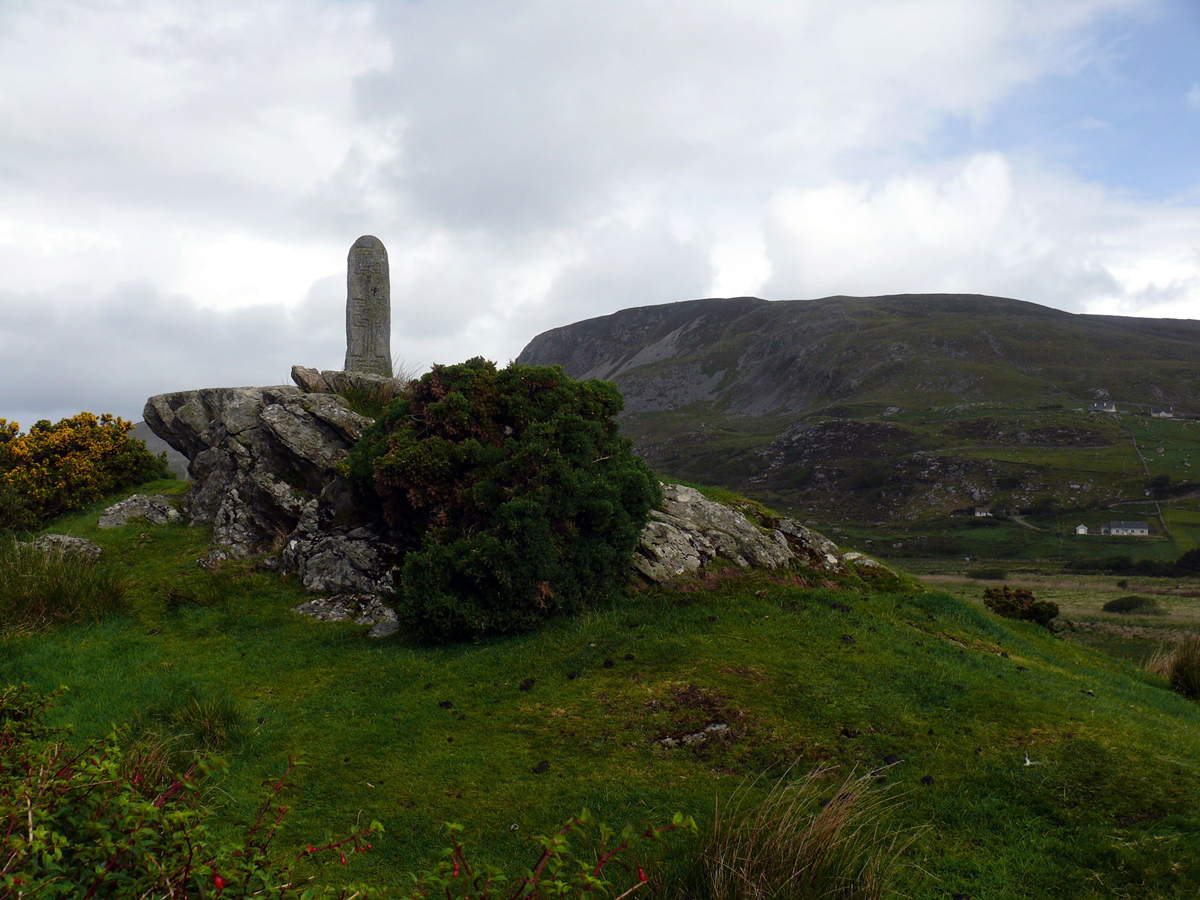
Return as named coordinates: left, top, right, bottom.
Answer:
left=1151, top=407, right=1174, bottom=419
left=1100, top=520, right=1150, bottom=536
left=1075, top=524, right=1089, bottom=535
left=974, top=507, right=993, bottom=517
left=1088, top=401, right=1117, bottom=413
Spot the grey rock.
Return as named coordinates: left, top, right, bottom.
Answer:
left=98, top=494, right=181, bottom=529
left=292, top=593, right=398, bottom=638
left=774, top=518, right=849, bottom=575
left=24, top=534, right=102, bottom=562
left=842, top=551, right=897, bottom=577
left=661, top=722, right=729, bottom=748
left=633, top=484, right=846, bottom=583
left=197, top=548, right=230, bottom=572
left=290, top=365, right=330, bottom=394
left=634, top=484, right=796, bottom=582
left=144, top=383, right=383, bottom=574
left=345, top=235, right=391, bottom=376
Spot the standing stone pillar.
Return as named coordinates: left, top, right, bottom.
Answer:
left=344, top=235, right=391, bottom=375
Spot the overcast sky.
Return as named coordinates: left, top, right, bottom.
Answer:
left=2, top=0, right=1199, bottom=427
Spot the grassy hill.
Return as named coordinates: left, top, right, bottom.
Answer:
left=518, top=295, right=1200, bottom=558
left=5, top=481, right=1200, bottom=897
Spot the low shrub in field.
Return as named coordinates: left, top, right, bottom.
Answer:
left=657, top=768, right=914, bottom=900
left=967, top=566, right=1007, bottom=581
left=0, top=413, right=170, bottom=531
left=1147, top=635, right=1200, bottom=700
left=982, top=585, right=1059, bottom=627
left=344, top=358, right=660, bottom=642
left=0, top=540, right=130, bottom=634
left=1102, top=595, right=1164, bottom=616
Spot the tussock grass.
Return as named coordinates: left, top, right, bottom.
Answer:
left=1148, top=634, right=1200, bottom=699
left=138, top=682, right=244, bottom=752
left=660, top=767, right=915, bottom=900
left=0, top=539, right=130, bottom=634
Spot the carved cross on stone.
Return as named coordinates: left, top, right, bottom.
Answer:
left=344, top=235, right=391, bottom=376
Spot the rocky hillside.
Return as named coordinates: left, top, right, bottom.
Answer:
left=517, top=294, right=1200, bottom=415
left=518, top=295, right=1200, bottom=536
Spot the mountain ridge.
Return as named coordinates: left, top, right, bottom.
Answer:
left=518, top=293, right=1200, bottom=416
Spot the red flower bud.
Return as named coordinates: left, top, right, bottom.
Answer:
left=638, top=866, right=647, bottom=884
left=214, top=873, right=225, bottom=890
left=306, top=845, right=316, bottom=853
left=340, top=851, right=348, bottom=865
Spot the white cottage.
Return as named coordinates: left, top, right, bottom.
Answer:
left=1100, top=521, right=1150, bottom=536
left=1075, top=524, right=1089, bottom=535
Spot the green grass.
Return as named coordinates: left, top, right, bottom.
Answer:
left=7, top=484, right=1200, bottom=896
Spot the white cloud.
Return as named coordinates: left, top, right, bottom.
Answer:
left=1189, top=82, right=1200, bottom=108
left=761, top=152, right=1200, bottom=318
left=3, top=0, right=1197, bottom=427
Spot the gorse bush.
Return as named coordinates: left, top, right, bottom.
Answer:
left=0, top=413, right=170, bottom=531
left=0, top=540, right=130, bottom=635
left=344, top=358, right=660, bottom=642
left=982, top=585, right=1059, bottom=627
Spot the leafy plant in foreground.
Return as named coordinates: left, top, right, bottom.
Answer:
left=344, top=357, right=661, bottom=642
left=0, top=684, right=380, bottom=899
left=982, top=585, right=1059, bottom=627
left=410, top=811, right=697, bottom=900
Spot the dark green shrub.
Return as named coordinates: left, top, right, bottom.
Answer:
left=967, top=567, right=1007, bottom=581
left=982, top=585, right=1059, bottom=627
left=344, top=358, right=661, bottom=641
left=1101, top=595, right=1164, bottom=616
left=1177, top=548, right=1200, bottom=573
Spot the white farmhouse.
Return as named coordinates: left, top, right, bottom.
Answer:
left=1075, top=524, right=1089, bottom=535
left=1100, top=521, right=1150, bottom=536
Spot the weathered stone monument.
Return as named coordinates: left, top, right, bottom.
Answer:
left=344, top=235, right=391, bottom=376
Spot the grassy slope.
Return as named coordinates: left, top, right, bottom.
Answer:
left=5, top=484, right=1200, bottom=897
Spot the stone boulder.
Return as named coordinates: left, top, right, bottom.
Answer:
left=98, top=494, right=182, bottom=529
left=143, top=382, right=393, bottom=591
left=23, top=534, right=103, bottom=563
left=292, top=593, right=399, bottom=639
left=633, top=484, right=847, bottom=583
left=290, top=365, right=406, bottom=400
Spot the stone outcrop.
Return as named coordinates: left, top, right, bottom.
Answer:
left=292, top=594, right=399, bottom=639
left=289, top=365, right=405, bottom=399
left=23, top=534, right=103, bottom=562
left=143, top=382, right=395, bottom=593
left=144, top=375, right=870, bottom=615
left=632, top=483, right=850, bottom=583
left=98, top=494, right=182, bottom=529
